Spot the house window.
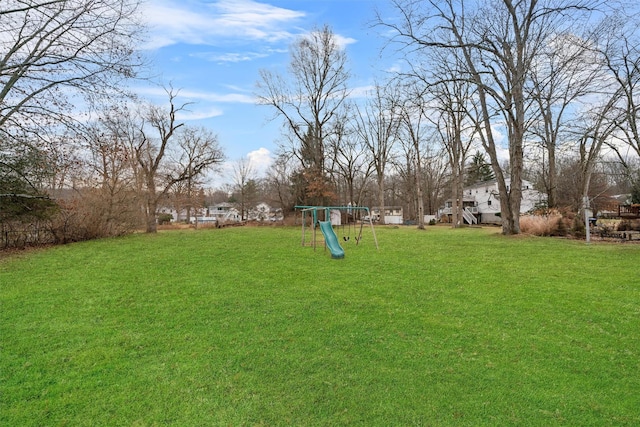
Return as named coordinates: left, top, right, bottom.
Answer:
left=488, top=200, right=492, bottom=206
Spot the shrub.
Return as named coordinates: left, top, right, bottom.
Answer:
left=571, top=216, right=585, bottom=238
left=520, top=213, right=563, bottom=236
left=157, top=213, right=173, bottom=225
left=617, top=219, right=640, bottom=231
left=551, top=216, right=569, bottom=237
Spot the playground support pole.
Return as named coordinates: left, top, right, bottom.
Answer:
left=365, top=207, right=379, bottom=250
left=300, top=209, right=306, bottom=246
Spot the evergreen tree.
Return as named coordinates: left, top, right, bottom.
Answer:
left=465, top=151, right=495, bottom=185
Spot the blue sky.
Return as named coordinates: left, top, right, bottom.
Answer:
left=138, top=0, right=398, bottom=185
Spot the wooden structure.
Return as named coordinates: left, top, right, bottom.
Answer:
left=618, top=204, right=640, bottom=219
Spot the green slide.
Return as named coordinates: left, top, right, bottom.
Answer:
left=318, top=221, right=345, bottom=259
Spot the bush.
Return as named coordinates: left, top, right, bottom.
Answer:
left=571, top=216, right=585, bottom=238
left=617, top=219, right=640, bottom=231
left=520, top=213, right=563, bottom=236
left=157, top=213, right=173, bottom=225
left=552, top=216, right=568, bottom=237
left=429, top=218, right=437, bottom=226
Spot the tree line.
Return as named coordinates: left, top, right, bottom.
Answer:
left=258, top=1, right=639, bottom=234
left=1, top=0, right=639, bottom=248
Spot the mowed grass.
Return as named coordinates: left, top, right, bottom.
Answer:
left=1, top=225, right=639, bottom=426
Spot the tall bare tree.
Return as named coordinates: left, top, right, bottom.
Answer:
left=135, top=89, right=225, bottom=233
left=0, top=0, right=143, bottom=139
left=574, top=90, right=622, bottom=241
left=257, top=25, right=350, bottom=205
left=327, top=106, right=374, bottom=207
left=82, top=114, right=141, bottom=235
left=380, top=0, right=604, bottom=234
left=397, top=85, right=432, bottom=229
left=354, top=84, right=402, bottom=224
left=528, top=31, right=605, bottom=209
left=265, top=153, right=296, bottom=217
left=599, top=24, right=640, bottom=197
left=0, top=0, right=143, bottom=221
left=171, top=126, right=224, bottom=223
left=232, top=157, right=257, bottom=221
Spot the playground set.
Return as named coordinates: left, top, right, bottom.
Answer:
left=295, top=205, right=379, bottom=259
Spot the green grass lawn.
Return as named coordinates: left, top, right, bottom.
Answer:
left=1, top=225, right=639, bottom=426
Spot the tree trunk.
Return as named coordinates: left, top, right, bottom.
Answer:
left=456, top=167, right=465, bottom=227
left=145, top=198, right=158, bottom=233
left=451, top=172, right=460, bottom=228
left=377, top=173, right=385, bottom=225
left=145, top=175, right=158, bottom=233
left=547, top=142, right=557, bottom=209
left=415, top=149, right=425, bottom=229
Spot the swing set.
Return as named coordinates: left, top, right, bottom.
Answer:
left=295, top=205, right=379, bottom=253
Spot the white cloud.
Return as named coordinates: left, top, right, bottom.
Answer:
left=135, top=86, right=255, bottom=104
left=348, top=84, right=375, bottom=99
left=210, top=148, right=272, bottom=188
left=333, top=34, right=358, bottom=48
left=190, top=51, right=270, bottom=63
left=142, top=0, right=306, bottom=49
left=247, top=147, right=273, bottom=176
left=177, top=89, right=256, bottom=104
left=176, top=106, right=224, bottom=121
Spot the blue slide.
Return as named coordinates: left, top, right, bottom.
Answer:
left=318, top=221, right=345, bottom=259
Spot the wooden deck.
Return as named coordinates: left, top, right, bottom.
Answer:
left=600, top=230, right=640, bottom=241
left=618, top=204, right=640, bottom=219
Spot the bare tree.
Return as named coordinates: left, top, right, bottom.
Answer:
left=421, top=145, right=449, bottom=216
left=264, top=153, right=296, bottom=217
left=428, top=72, right=478, bottom=228
left=135, top=91, right=185, bottom=232
left=326, top=106, right=374, bottom=207
left=171, top=126, right=224, bottom=223
left=596, top=21, right=640, bottom=203
left=232, top=157, right=256, bottom=220
left=0, top=0, right=143, bottom=222
left=574, top=91, right=622, bottom=240
left=0, top=0, right=143, bottom=140
left=397, top=85, right=433, bottom=229
left=528, top=31, right=605, bottom=209
left=257, top=25, right=350, bottom=205
left=354, top=84, right=402, bottom=224
left=134, top=89, right=224, bottom=233
left=82, top=114, right=141, bottom=235
left=380, top=0, right=604, bottom=234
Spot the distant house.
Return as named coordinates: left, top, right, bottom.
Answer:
left=202, top=202, right=241, bottom=223
left=440, top=179, right=546, bottom=225
left=371, top=206, right=404, bottom=224
left=249, top=203, right=283, bottom=222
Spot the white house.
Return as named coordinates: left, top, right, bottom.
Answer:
left=371, top=206, right=404, bottom=224
left=202, top=202, right=241, bottom=223
left=249, top=203, right=284, bottom=222
left=441, top=178, right=546, bottom=225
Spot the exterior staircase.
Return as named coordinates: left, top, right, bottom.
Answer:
left=463, top=207, right=478, bottom=225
